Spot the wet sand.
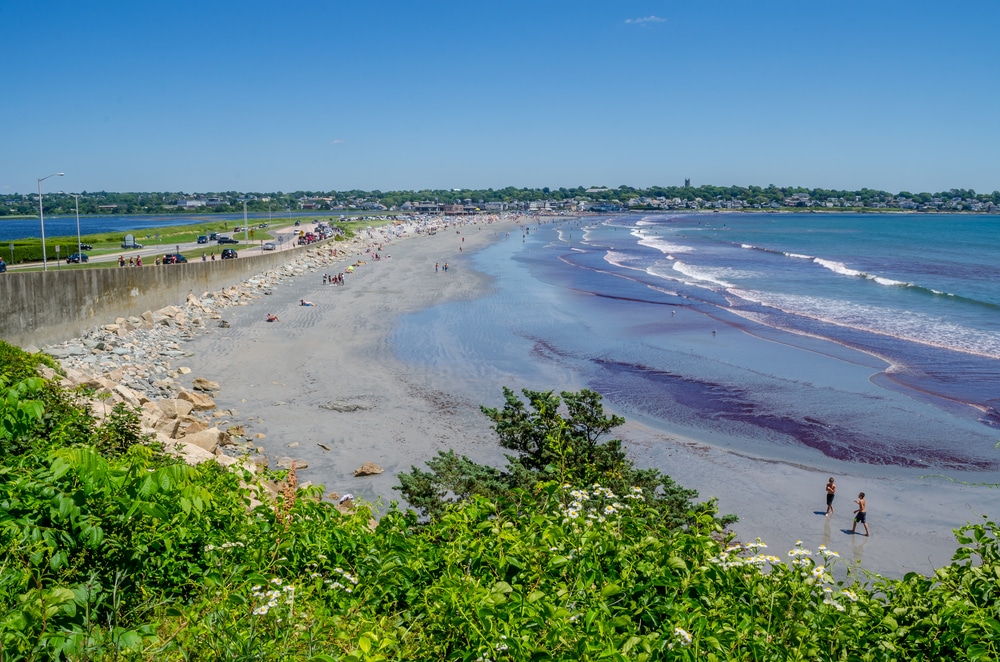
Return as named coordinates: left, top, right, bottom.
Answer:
left=175, top=218, right=1000, bottom=580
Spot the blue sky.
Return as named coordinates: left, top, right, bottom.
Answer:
left=4, top=1, right=998, bottom=195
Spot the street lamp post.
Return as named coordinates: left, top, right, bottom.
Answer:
left=66, top=193, right=82, bottom=258
left=37, top=172, right=64, bottom=271
left=243, top=200, right=249, bottom=244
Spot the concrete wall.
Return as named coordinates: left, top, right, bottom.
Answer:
left=0, top=249, right=305, bottom=348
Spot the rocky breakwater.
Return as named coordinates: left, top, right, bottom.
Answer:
left=31, top=239, right=382, bottom=506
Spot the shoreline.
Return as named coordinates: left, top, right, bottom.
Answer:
left=37, top=213, right=998, bottom=580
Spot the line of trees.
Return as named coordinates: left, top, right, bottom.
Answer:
left=3, top=185, right=999, bottom=217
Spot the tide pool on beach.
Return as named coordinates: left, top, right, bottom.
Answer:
left=392, top=213, right=1000, bottom=577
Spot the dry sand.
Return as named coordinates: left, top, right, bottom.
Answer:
left=174, top=217, right=999, bottom=580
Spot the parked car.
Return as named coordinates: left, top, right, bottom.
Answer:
left=162, top=253, right=188, bottom=264
left=220, top=248, right=238, bottom=259
left=262, top=242, right=276, bottom=251
left=79, top=244, right=93, bottom=251
left=217, top=236, right=239, bottom=244
left=197, top=235, right=208, bottom=244
left=66, top=252, right=89, bottom=263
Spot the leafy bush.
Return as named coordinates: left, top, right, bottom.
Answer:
left=0, top=341, right=998, bottom=661
left=397, top=387, right=734, bottom=528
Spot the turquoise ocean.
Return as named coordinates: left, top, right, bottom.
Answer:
left=395, top=213, right=1000, bottom=475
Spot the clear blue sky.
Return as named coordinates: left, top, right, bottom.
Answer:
left=4, top=1, right=998, bottom=195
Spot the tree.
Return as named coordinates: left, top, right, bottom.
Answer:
left=396, top=388, right=732, bottom=528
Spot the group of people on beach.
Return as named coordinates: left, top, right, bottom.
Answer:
left=323, top=273, right=345, bottom=285
left=825, top=477, right=869, bottom=536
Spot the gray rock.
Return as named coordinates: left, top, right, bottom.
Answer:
left=276, top=457, right=308, bottom=470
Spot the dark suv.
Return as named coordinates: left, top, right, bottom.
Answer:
left=162, top=253, right=188, bottom=264
left=220, top=248, right=238, bottom=260
left=217, top=236, right=239, bottom=244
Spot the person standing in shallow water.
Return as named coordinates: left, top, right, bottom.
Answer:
left=825, top=477, right=836, bottom=516
left=851, top=492, right=869, bottom=536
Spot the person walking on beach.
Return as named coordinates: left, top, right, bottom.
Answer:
left=435, top=262, right=439, bottom=272
left=851, top=492, right=869, bottom=536
left=825, top=477, right=836, bottom=515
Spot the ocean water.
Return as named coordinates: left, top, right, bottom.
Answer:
left=394, top=213, right=1000, bottom=475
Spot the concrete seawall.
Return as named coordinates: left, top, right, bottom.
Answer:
left=0, top=249, right=305, bottom=348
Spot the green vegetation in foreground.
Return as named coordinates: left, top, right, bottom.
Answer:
left=1, top=340, right=998, bottom=661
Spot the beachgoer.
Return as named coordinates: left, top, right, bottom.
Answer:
left=128, top=257, right=135, bottom=267
left=266, top=313, right=279, bottom=322
left=118, top=256, right=125, bottom=267
left=155, top=256, right=161, bottom=266
left=825, top=477, right=836, bottom=515
left=435, top=262, right=439, bottom=272
left=300, top=299, right=314, bottom=306
left=851, top=492, right=869, bottom=536
left=202, top=253, right=207, bottom=261
left=136, top=256, right=142, bottom=267
left=211, top=252, right=216, bottom=261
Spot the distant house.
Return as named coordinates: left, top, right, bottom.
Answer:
left=176, top=199, right=206, bottom=208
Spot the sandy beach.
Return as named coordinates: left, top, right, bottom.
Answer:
left=159, top=217, right=999, bottom=580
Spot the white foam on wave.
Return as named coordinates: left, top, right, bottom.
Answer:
left=671, top=261, right=736, bottom=289
left=634, top=229, right=695, bottom=255
left=730, top=288, right=1000, bottom=360
left=813, top=258, right=910, bottom=287
left=785, top=252, right=813, bottom=260
left=604, top=249, right=647, bottom=271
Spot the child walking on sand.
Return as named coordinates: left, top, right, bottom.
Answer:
left=825, top=477, right=836, bottom=516
left=851, top=492, right=869, bottom=536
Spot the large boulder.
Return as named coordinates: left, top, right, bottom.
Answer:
left=192, top=378, right=220, bottom=393
left=175, top=414, right=208, bottom=437
left=276, top=457, right=308, bottom=470
left=154, top=416, right=181, bottom=438
left=353, top=462, right=384, bottom=477
left=157, top=398, right=195, bottom=420
left=178, top=389, right=216, bottom=411
left=182, top=427, right=226, bottom=453
left=113, top=384, right=146, bottom=408
left=164, top=440, right=217, bottom=466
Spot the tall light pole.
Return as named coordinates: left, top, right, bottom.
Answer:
left=243, top=200, right=249, bottom=244
left=37, top=172, right=64, bottom=270
left=66, top=192, right=82, bottom=258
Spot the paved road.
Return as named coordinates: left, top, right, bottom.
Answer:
left=5, top=224, right=304, bottom=271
